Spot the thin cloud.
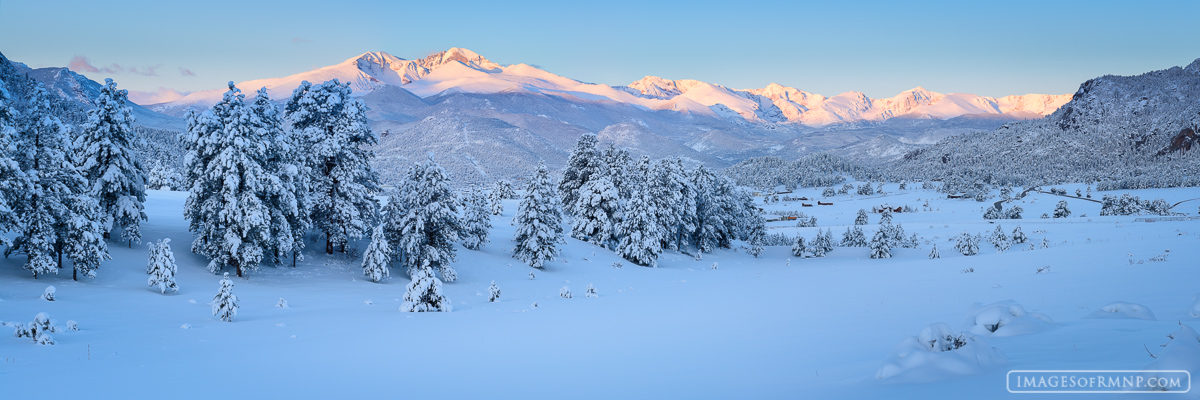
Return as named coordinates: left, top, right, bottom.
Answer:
left=179, top=67, right=196, bottom=77
left=292, top=37, right=313, bottom=44
left=67, top=55, right=163, bottom=76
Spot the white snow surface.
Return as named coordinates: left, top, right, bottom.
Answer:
left=1, top=184, right=1199, bottom=398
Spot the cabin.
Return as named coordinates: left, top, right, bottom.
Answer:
left=818, top=201, right=833, bottom=206
left=947, top=193, right=967, bottom=199
left=801, top=203, right=813, bottom=207
left=872, top=205, right=904, bottom=213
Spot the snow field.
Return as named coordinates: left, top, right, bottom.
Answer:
left=1, top=184, right=1198, bottom=399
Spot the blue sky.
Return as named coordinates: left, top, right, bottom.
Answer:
left=1, top=0, right=1196, bottom=102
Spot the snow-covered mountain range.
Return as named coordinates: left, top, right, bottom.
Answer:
left=152, top=48, right=1068, bottom=125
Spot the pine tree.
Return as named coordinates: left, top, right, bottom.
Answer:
left=954, top=232, right=979, bottom=256
left=512, top=162, right=564, bottom=268
left=617, top=183, right=664, bottom=267
left=792, top=235, right=807, bottom=257
left=8, top=86, right=109, bottom=280
left=212, top=273, right=238, bottom=322
left=1004, top=205, right=1024, bottom=219
left=1011, top=226, right=1028, bottom=244
left=252, top=87, right=309, bottom=268
left=183, top=83, right=272, bottom=277
left=284, top=80, right=380, bottom=254
left=394, top=159, right=462, bottom=281
left=869, top=228, right=891, bottom=259
left=400, top=265, right=451, bottom=312
left=990, top=225, right=1011, bottom=252
left=0, top=87, right=23, bottom=248
left=488, top=280, right=500, bottom=302
left=461, top=186, right=492, bottom=251
left=1053, top=200, right=1071, bottom=218
left=652, top=158, right=693, bottom=251
left=983, top=205, right=1002, bottom=220
left=361, top=225, right=391, bottom=283
left=811, top=229, right=833, bottom=257
left=146, top=238, right=178, bottom=294
left=493, top=179, right=516, bottom=200
left=570, top=174, right=619, bottom=248
left=74, top=78, right=147, bottom=247
left=929, top=243, right=940, bottom=259
left=558, top=133, right=604, bottom=216
left=855, top=209, right=869, bottom=225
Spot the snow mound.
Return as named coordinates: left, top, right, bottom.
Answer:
left=1188, top=293, right=1200, bottom=319
left=964, top=300, right=1053, bottom=337
left=1083, top=301, right=1157, bottom=321
left=1141, top=323, right=1200, bottom=394
left=875, top=323, right=1006, bottom=383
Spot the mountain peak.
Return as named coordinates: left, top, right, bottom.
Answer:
left=422, top=47, right=499, bottom=71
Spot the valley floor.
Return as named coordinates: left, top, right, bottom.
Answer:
left=2, top=185, right=1198, bottom=399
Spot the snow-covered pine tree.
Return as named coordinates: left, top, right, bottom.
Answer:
left=400, top=265, right=451, bottom=312
left=512, top=162, right=564, bottom=268
left=361, top=225, right=391, bottom=283
left=810, top=229, right=832, bottom=257
left=617, top=163, right=665, bottom=267
left=747, top=222, right=765, bottom=258
left=183, top=83, right=272, bottom=277
left=792, top=235, right=807, bottom=257
left=990, top=225, right=1011, bottom=252
left=929, top=243, right=940, bottom=259
left=251, top=87, right=309, bottom=268
left=212, top=273, right=238, bottom=322
left=74, top=78, right=147, bottom=247
left=558, top=133, right=604, bottom=216
left=855, top=209, right=869, bottom=225
left=1011, top=226, right=1028, bottom=244
left=284, top=80, right=380, bottom=254
left=1053, top=201, right=1071, bottom=218
left=488, top=280, right=500, bottom=302
left=493, top=179, right=516, bottom=200
left=570, top=174, right=619, bottom=248
left=879, top=209, right=893, bottom=225
left=823, top=187, right=835, bottom=197
left=601, top=145, right=634, bottom=200
left=983, top=205, right=1002, bottom=220
left=954, top=232, right=979, bottom=256
left=1004, top=205, right=1024, bottom=219
left=394, top=158, right=462, bottom=281
left=0, top=87, right=23, bottom=249
left=652, top=158, right=694, bottom=251
left=488, top=185, right=505, bottom=216
left=8, top=86, right=109, bottom=280
left=692, top=166, right=740, bottom=253
left=869, top=228, right=891, bottom=259
left=461, top=186, right=492, bottom=251
left=146, top=238, right=178, bottom=294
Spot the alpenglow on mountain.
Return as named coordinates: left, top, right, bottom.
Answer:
left=151, top=48, right=1069, bottom=125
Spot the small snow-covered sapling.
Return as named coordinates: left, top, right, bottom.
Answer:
left=276, top=298, right=288, bottom=308
left=529, top=271, right=536, bottom=280
left=488, top=281, right=501, bottom=302
left=42, top=286, right=55, bottom=301
left=711, top=262, right=718, bottom=270
left=560, top=286, right=572, bottom=299
left=585, top=284, right=597, bottom=298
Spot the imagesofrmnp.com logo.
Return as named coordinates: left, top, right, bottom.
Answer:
left=1008, top=370, right=1191, bottom=394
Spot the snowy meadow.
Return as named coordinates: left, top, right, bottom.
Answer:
left=3, top=183, right=1198, bottom=399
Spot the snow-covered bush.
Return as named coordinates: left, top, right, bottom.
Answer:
left=212, top=273, right=238, bottom=322
left=822, top=187, right=835, bottom=197
left=400, top=267, right=451, bottom=312
left=1011, top=226, right=1027, bottom=244
left=146, top=238, right=179, bottom=293
left=989, top=225, right=1010, bottom=252
left=1140, top=323, right=1200, bottom=393
left=983, top=205, right=1002, bottom=220
left=964, top=300, right=1053, bottom=336
left=874, top=323, right=1005, bottom=383
left=1004, top=205, right=1023, bottom=219
left=585, top=284, right=597, bottom=298
left=791, top=235, right=806, bottom=257
left=560, top=286, right=572, bottom=299
left=276, top=298, right=288, bottom=308
left=488, top=281, right=501, bottom=303
left=954, top=233, right=979, bottom=256
left=857, top=182, right=874, bottom=196
left=42, top=286, right=55, bottom=301
left=1053, top=201, right=1071, bottom=218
